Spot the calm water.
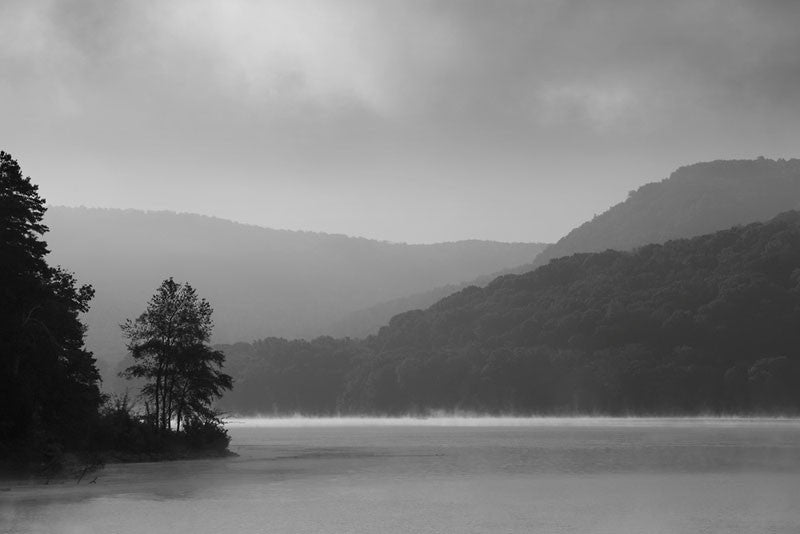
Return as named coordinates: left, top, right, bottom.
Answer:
left=3, top=418, right=800, bottom=533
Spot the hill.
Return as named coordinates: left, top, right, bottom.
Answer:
left=324, top=262, right=545, bottom=339
left=532, top=157, right=800, bottom=267
left=327, top=158, right=800, bottom=339
left=220, top=212, right=800, bottom=415
left=44, top=207, right=547, bottom=374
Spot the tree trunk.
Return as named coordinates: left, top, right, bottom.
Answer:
left=154, top=371, right=162, bottom=430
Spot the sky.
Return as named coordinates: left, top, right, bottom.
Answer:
left=1, top=0, right=799, bottom=244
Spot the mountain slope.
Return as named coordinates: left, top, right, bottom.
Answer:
left=221, top=212, right=800, bottom=415
left=324, top=261, right=543, bottom=339
left=328, top=158, right=800, bottom=338
left=44, top=207, right=547, bottom=369
left=532, top=157, right=800, bottom=268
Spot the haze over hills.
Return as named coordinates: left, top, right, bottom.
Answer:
left=329, top=158, right=800, bottom=338
left=221, top=212, right=800, bottom=415
left=532, top=158, right=800, bottom=268
left=40, top=158, right=800, bottom=384
left=44, top=206, right=547, bottom=373
left=324, top=264, right=534, bottom=339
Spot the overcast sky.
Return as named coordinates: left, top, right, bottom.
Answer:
left=2, top=0, right=799, bottom=243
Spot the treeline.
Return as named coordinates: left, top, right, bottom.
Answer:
left=220, top=212, right=800, bottom=415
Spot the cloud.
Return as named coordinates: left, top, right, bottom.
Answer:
left=135, top=0, right=464, bottom=117
left=3, top=0, right=800, bottom=130
left=149, top=1, right=384, bottom=112
left=2, top=0, right=800, bottom=244
left=536, top=82, right=641, bottom=131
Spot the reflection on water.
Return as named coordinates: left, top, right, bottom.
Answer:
left=3, top=418, right=800, bottom=533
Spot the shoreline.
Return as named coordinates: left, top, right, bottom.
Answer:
left=98, top=447, right=238, bottom=464
left=0, top=448, right=237, bottom=484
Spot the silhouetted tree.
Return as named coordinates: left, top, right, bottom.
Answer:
left=121, top=278, right=232, bottom=432
left=0, top=151, right=101, bottom=457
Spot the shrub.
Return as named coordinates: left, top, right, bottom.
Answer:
left=182, top=418, right=231, bottom=453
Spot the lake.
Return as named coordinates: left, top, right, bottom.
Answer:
left=3, top=418, right=800, bottom=533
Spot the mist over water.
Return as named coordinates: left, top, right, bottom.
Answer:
left=4, top=418, right=800, bottom=533
left=228, top=415, right=800, bottom=427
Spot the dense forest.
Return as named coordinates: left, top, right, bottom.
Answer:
left=220, top=212, right=800, bottom=415
left=328, top=158, right=800, bottom=339
left=45, top=206, right=546, bottom=377
left=0, top=152, right=103, bottom=466
left=0, top=153, right=231, bottom=473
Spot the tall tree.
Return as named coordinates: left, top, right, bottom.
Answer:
left=0, top=151, right=101, bottom=454
left=121, top=278, right=232, bottom=432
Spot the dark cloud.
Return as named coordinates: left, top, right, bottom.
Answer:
left=1, top=0, right=798, bottom=242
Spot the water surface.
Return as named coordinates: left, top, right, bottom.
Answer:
left=3, top=418, right=800, bottom=533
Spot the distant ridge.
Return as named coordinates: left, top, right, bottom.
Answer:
left=531, top=158, right=800, bottom=268
left=44, top=207, right=547, bottom=374
left=221, top=211, right=800, bottom=415
left=324, top=263, right=539, bottom=339
left=328, top=158, right=800, bottom=338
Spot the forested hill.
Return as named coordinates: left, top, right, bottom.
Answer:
left=324, top=265, right=525, bottom=339
left=44, top=207, right=547, bottom=370
left=326, top=158, right=800, bottom=339
left=531, top=158, right=800, bottom=268
left=220, top=212, right=800, bottom=415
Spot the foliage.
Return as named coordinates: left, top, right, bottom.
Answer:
left=0, top=151, right=102, bottom=460
left=182, top=418, right=231, bottom=452
left=92, top=395, right=230, bottom=456
left=121, top=278, right=232, bottom=433
left=92, top=394, right=162, bottom=454
left=218, top=337, right=367, bottom=414
left=221, top=212, right=800, bottom=415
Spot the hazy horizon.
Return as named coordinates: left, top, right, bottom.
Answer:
left=3, top=0, right=799, bottom=243
left=45, top=204, right=548, bottom=245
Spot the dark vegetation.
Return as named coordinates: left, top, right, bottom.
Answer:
left=1, top=151, right=102, bottom=470
left=0, top=153, right=231, bottom=476
left=121, top=278, right=232, bottom=437
left=92, top=394, right=230, bottom=463
left=330, top=157, right=800, bottom=339
left=221, top=212, right=800, bottom=415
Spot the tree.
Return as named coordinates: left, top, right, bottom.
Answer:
left=121, top=278, right=232, bottom=433
left=0, top=151, right=101, bottom=455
